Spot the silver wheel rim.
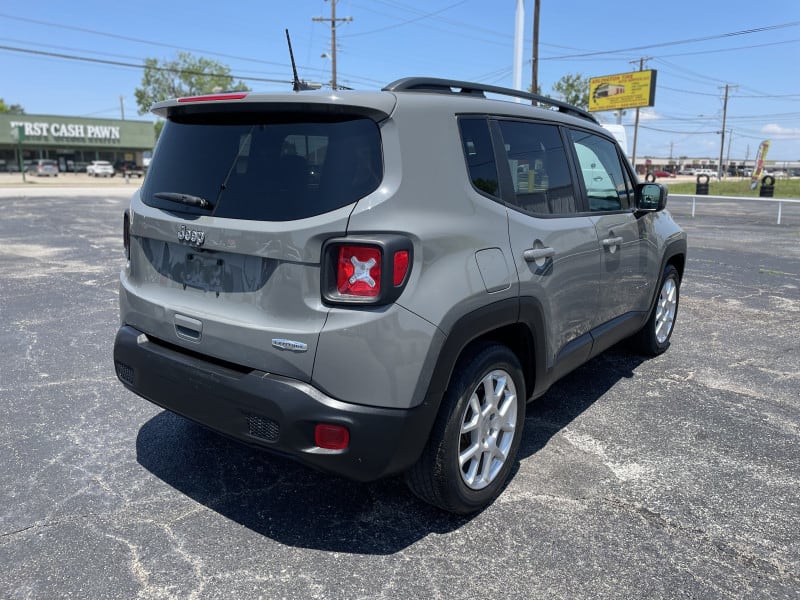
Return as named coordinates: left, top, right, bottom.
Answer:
left=655, top=277, right=678, bottom=344
left=458, top=369, right=518, bottom=490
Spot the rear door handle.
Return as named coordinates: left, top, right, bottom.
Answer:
left=523, top=247, right=555, bottom=262
left=602, top=237, right=623, bottom=247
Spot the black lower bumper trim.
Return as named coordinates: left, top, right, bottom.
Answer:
left=113, top=326, right=439, bottom=481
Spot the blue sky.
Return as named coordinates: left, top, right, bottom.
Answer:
left=2, top=0, right=799, bottom=161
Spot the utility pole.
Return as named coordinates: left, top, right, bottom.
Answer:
left=630, top=57, right=649, bottom=174
left=313, top=0, right=352, bottom=90
left=726, top=130, right=733, bottom=173
left=531, top=0, right=540, bottom=97
left=717, top=84, right=737, bottom=180
left=119, top=95, right=125, bottom=120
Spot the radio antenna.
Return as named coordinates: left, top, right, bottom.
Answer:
left=285, top=29, right=303, bottom=92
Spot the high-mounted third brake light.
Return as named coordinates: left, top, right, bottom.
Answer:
left=177, top=93, right=249, bottom=103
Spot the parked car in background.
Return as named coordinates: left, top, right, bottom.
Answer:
left=114, top=160, right=145, bottom=178
left=87, top=160, right=115, bottom=177
left=678, top=168, right=695, bottom=175
left=27, top=159, right=59, bottom=177
left=653, top=170, right=676, bottom=178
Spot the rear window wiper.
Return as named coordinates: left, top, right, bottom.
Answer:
left=154, top=192, right=214, bottom=210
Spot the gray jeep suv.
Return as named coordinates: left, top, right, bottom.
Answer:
left=114, top=78, right=686, bottom=513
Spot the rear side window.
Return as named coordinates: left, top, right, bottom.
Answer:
left=142, top=116, right=382, bottom=221
left=496, top=121, right=577, bottom=215
left=458, top=118, right=500, bottom=198
left=570, top=129, right=632, bottom=211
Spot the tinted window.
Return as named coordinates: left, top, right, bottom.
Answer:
left=458, top=118, right=500, bottom=197
left=142, top=116, right=382, bottom=221
left=497, top=121, right=576, bottom=215
left=570, top=129, right=632, bottom=211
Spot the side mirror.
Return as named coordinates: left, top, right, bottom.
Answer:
left=635, top=182, right=667, bottom=212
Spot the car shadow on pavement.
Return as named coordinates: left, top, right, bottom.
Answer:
left=136, top=411, right=469, bottom=554
left=518, top=346, right=646, bottom=461
left=136, top=344, right=646, bottom=554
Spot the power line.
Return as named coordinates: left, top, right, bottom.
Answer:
left=340, top=0, right=467, bottom=38
left=655, top=37, right=800, bottom=59
left=0, top=12, right=287, bottom=69
left=0, top=12, right=383, bottom=87
left=639, top=125, right=719, bottom=134
left=0, top=44, right=292, bottom=85
left=660, top=85, right=724, bottom=97
left=542, top=21, right=800, bottom=60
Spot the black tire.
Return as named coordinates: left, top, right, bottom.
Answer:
left=632, top=264, right=680, bottom=356
left=406, top=343, right=526, bottom=514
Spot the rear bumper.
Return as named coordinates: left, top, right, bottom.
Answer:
left=113, top=325, right=438, bottom=481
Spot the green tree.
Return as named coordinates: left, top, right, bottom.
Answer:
left=134, top=52, right=249, bottom=115
left=550, top=73, right=590, bottom=110
left=0, top=98, right=25, bottom=114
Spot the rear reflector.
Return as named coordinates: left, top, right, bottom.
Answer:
left=314, top=424, right=350, bottom=450
left=177, top=93, right=249, bottom=103
left=393, top=250, right=410, bottom=286
left=123, top=209, right=130, bottom=260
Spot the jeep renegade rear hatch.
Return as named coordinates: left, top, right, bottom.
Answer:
left=122, top=104, right=386, bottom=382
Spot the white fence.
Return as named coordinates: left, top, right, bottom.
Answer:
left=671, top=194, right=800, bottom=225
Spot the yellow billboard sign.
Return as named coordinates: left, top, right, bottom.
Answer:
left=588, top=70, right=657, bottom=112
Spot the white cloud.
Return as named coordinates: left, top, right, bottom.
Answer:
left=761, top=124, right=800, bottom=138
left=638, top=108, right=660, bottom=121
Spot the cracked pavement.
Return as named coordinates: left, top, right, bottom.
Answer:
left=0, top=188, right=798, bottom=599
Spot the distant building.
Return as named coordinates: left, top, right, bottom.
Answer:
left=630, top=156, right=800, bottom=176
left=0, top=113, right=154, bottom=172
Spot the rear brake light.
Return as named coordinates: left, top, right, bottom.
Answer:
left=315, top=423, right=350, bottom=450
left=337, top=245, right=382, bottom=297
left=322, top=235, right=413, bottom=306
left=177, top=92, right=249, bottom=103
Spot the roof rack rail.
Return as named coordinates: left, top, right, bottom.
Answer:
left=383, top=77, right=598, bottom=124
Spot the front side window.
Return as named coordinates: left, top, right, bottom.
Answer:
left=142, top=116, right=382, bottom=222
left=497, top=120, right=577, bottom=216
left=570, top=129, right=632, bottom=212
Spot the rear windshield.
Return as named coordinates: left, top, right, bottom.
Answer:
left=141, top=115, right=382, bottom=221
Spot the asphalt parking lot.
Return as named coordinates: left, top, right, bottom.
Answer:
left=0, top=187, right=797, bottom=599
